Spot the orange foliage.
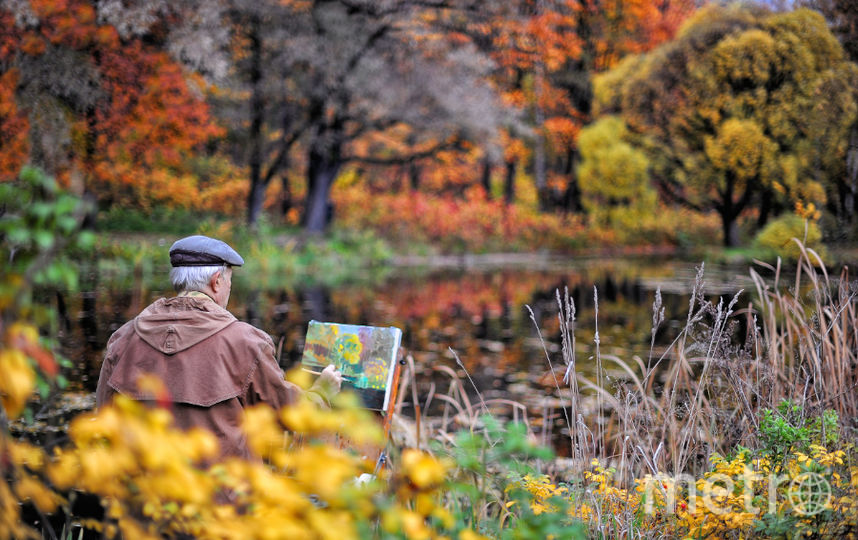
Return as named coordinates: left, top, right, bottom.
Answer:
left=420, top=145, right=487, bottom=194
left=200, top=177, right=249, bottom=216
left=333, top=183, right=588, bottom=253
left=89, top=42, right=224, bottom=208
left=0, top=69, right=30, bottom=182
left=332, top=0, right=699, bottom=223
left=0, top=0, right=224, bottom=208
left=460, top=0, right=697, bottom=194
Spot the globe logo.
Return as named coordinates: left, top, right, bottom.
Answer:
left=788, top=472, right=831, bottom=516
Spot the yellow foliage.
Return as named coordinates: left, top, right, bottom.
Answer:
left=509, top=474, right=569, bottom=515
left=0, top=349, right=35, bottom=419
left=1, top=373, right=479, bottom=540
left=576, top=116, right=659, bottom=233
left=603, top=2, right=855, bottom=242
left=401, top=449, right=450, bottom=490
left=0, top=322, right=46, bottom=418
left=703, top=118, right=777, bottom=182
left=712, top=29, right=778, bottom=85
left=754, top=213, right=826, bottom=262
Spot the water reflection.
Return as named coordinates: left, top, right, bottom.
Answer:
left=61, top=256, right=754, bottom=404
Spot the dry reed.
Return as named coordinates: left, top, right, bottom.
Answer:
left=387, top=242, right=858, bottom=536
left=564, top=243, right=858, bottom=484
left=395, top=242, right=857, bottom=477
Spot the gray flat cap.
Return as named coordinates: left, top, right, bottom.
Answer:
left=169, top=235, right=244, bottom=267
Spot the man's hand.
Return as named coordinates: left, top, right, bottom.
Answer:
left=311, top=364, right=343, bottom=402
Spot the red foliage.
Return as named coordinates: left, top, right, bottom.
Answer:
left=469, top=0, right=697, bottom=197
left=90, top=43, right=224, bottom=207
left=0, top=69, right=30, bottom=182
left=333, top=183, right=588, bottom=253
left=0, top=0, right=224, bottom=209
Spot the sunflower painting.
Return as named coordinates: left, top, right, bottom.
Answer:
left=301, top=320, right=403, bottom=411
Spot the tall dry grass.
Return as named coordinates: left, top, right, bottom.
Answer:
left=379, top=241, right=858, bottom=538
left=393, top=240, right=858, bottom=484
left=563, top=241, right=858, bottom=483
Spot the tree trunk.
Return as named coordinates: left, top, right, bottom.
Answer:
left=303, top=143, right=342, bottom=233
left=562, top=146, right=582, bottom=213
left=722, top=216, right=740, bottom=247
left=303, top=286, right=330, bottom=324
left=757, top=190, right=772, bottom=230
left=534, top=120, right=548, bottom=210
left=481, top=156, right=492, bottom=198
left=247, top=171, right=266, bottom=227
left=409, top=159, right=420, bottom=191
left=504, top=158, right=516, bottom=205
left=846, top=122, right=858, bottom=224
left=246, top=14, right=266, bottom=227
left=720, top=170, right=743, bottom=247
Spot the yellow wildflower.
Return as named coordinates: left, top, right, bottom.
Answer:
left=0, top=348, right=36, bottom=418
left=401, top=509, right=432, bottom=540
left=7, top=441, right=45, bottom=471
left=401, top=449, right=448, bottom=490
left=459, top=529, right=491, bottom=540
left=14, top=474, right=61, bottom=513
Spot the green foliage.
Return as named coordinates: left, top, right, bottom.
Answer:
left=598, top=4, right=858, bottom=245
left=577, top=116, right=657, bottom=236
left=306, top=228, right=395, bottom=272
left=752, top=511, right=801, bottom=538
left=88, top=214, right=396, bottom=290
left=758, top=400, right=839, bottom=467
left=445, top=416, right=553, bottom=476
left=0, top=166, right=92, bottom=408
left=0, top=166, right=94, bottom=318
left=437, top=416, right=585, bottom=539
left=97, top=206, right=217, bottom=235
left=498, top=495, right=585, bottom=540
left=753, top=213, right=826, bottom=262
left=812, top=409, right=840, bottom=447
left=759, top=400, right=811, bottom=466
left=237, top=227, right=394, bottom=289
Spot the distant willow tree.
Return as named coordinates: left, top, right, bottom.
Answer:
left=595, top=5, right=858, bottom=246
left=577, top=116, right=656, bottom=232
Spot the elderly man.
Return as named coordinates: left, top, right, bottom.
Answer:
left=96, top=235, right=342, bottom=459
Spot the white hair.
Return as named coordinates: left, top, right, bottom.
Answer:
left=169, top=265, right=226, bottom=292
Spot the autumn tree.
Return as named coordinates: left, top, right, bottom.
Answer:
left=596, top=4, right=858, bottom=246
left=202, top=1, right=310, bottom=227
left=803, top=0, right=858, bottom=61
left=450, top=0, right=696, bottom=211
left=577, top=115, right=655, bottom=231
left=801, top=0, right=858, bottom=231
left=0, top=0, right=224, bottom=210
left=213, top=0, right=511, bottom=230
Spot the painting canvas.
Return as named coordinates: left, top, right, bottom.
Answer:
left=301, top=320, right=403, bottom=411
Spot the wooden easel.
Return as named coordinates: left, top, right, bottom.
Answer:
left=374, top=353, right=405, bottom=474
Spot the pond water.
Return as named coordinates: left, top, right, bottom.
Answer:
left=56, top=254, right=757, bottom=417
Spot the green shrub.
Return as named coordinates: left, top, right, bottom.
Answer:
left=97, top=206, right=220, bottom=234
left=753, top=214, right=826, bottom=262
